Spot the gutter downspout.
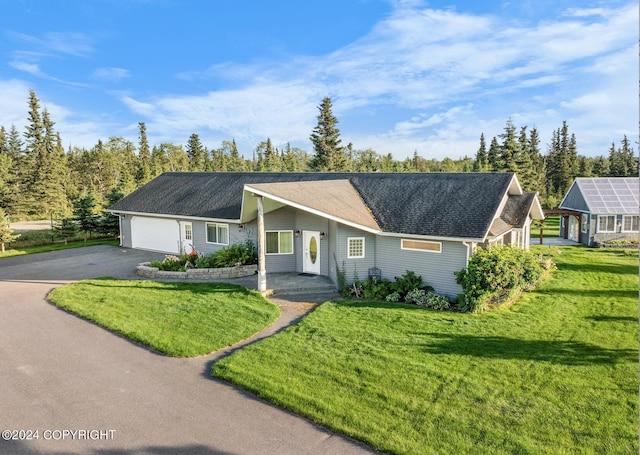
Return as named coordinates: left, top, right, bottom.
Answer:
left=463, top=241, right=474, bottom=265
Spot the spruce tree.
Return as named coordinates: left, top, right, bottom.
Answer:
left=54, top=217, right=78, bottom=244
left=21, top=90, right=45, bottom=214
left=136, top=122, right=152, bottom=185
left=487, top=137, right=501, bottom=171
left=473, top=133, right=488, bottom=172
left=309, top=97, right=349, bottom=171
left=0, top=207, right=19, bottom=252
left=186, top=133, right=208, bottom=171
left=498, top=118, right=519, bottom=173
left=514, top=126, right=535, bottom=191
left=73, top=194, right=99, bottom=241
left=28, top=109, right=68, bottom=217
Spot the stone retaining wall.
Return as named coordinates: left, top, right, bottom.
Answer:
left=137, top=262, right=258, bottom=279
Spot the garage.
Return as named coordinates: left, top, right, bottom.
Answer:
left=131, top=216, right=180, bottom=253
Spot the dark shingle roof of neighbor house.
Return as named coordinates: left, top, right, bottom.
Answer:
left=109, top=172, right=518, bottom=239
left=488, top=192, right=538, bottom=237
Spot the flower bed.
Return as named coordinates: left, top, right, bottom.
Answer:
left=137, top=262, right=257, bottom=279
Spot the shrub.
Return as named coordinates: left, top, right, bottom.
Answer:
left=362, top=277, right=393, bottom=300
left=455, top=246, right=545, bottom=312
left=404, top=289, right=451, bottom=310
left=336, top=260, right=350, bottom=298
left=157, top=255, right=187, bottom=271
left=385, top=291, right=401, bottom=303
left=210, top=240, right=257, bottom=268
left=391, top=271, right=433, bottom=299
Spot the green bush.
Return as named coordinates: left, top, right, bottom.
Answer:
left=405, top=289, right=451, bottom=310
left=209, top=240, right=257, bottom=268
left=154, top=241, right=257, bottom=271
left=455, top=246, right=544, bottom=312
left=361, top=277, right=393, bottom=300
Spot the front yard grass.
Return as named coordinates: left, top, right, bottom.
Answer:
left=0, top=238, right=119, bottom=259
left=48, top=279, right=280, bottom=357
left=213, top=246, right=638, bottom=454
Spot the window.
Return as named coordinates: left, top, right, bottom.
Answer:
left=622, top=215, right=639, bottom=232
left=581, top=214, right=588, bottom=233
left=597, top=215, right=616, bottom=233
left=347, top=237, right=365, bottom=259
left=401, top=239, right=442, bottom=253
left=266, top=230, right=293, bottom=254
left=184, top=224, right=192, bottom=240
left=206, top=223, right=229, bottom=244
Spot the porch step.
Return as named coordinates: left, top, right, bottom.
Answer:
left=271, top=284, right=337, bottom=296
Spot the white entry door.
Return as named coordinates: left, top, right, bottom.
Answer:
left=303, top=230, right=320, bottom=275
left=568, top=217, right=578, bottom=242
left=180, top=222, right=193, bottom=254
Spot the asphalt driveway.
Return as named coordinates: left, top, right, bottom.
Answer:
left=0, top=246, right=376, bottom=454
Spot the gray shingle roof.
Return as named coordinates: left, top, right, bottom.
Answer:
left=109, top=172, right=517, bottom=239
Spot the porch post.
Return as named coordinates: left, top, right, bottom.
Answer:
left=256, top=195, right=267, bottom=292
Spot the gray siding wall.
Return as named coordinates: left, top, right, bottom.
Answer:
left=375, top=236, right=468, bottom=298
left=191, top=220, right=255, bottom=255
left=293, top=210, right=330, bottom=276
left=335, top=224, right=376, bottom=283
left=119, top=215, right=133, bottom=248
left=263, top=206, right=298, bottom=273
left=560, top=185, right=589, bottom=212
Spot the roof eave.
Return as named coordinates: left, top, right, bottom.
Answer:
left=106, top=209, right=241, bottom=224
left=244, top=185, right=381, bottom=235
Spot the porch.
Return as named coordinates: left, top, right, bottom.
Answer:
left=205, top=271, right=338, bottom=297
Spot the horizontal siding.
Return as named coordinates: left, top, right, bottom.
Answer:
left=335, top=224, right=376, bottom=283
left=264, top=206, right=297, bottom=273
left=375, top=236, right=467, bottom=298
left=191, top=220, right=255, bottom=255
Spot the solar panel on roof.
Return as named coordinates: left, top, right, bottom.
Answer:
left=578, top=178, right=639, bottom=214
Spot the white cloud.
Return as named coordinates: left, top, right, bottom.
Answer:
left=9, top=0, right=630, bottom=159
left=92, top=67, right=130, bottom=82
left=9, top=61, right=44, bottom=77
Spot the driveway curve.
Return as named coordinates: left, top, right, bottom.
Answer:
left=0, top=246, right=377, bottom=454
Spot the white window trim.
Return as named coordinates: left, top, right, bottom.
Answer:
left=597, top=215, right=616, bottom=233
left=347, top=237, right=365, bottom=259
left=206, top=222, right=229, bottom=245
left=266, top=230, right=294, bottom=255
left=401, top=238, right=442, bottom=253
left=622, top=215, right=639, bottom=232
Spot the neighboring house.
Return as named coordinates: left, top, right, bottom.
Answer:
left=558, top=177, right=639, bottom=247
left=108, top=172, right=543, bottom=297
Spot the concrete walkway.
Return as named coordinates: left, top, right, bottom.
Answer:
left=0, top=246, right=375, bottom=455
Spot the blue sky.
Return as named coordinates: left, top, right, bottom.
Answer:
left=0, top=0, right=637, bottom=160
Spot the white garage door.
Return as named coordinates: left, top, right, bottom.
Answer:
left=131, top=216, right=180, bottom=253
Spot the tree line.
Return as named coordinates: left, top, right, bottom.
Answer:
left=0, top=92, right=636, bottom=222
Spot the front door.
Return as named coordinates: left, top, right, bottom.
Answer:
left=568, top=217, right=578, bottom=242
left=303, top=230, right=320, bottom=274
left=180, top=222, right=193, bottom=253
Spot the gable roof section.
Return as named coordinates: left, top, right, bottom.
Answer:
left=244, top=180, right=381, bottom=232
left=560, top=177, right=638, bottom=214
left=109, top=172, right=517, bottom=240
left=488, top=192, right=542, bottom=237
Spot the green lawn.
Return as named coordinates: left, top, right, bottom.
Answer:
left=213, top=246, right=638, bottom=454
left=531, top=215, right=560, bottom=240
left=48, top=279, right=280, bottom=357
left=0, top=238, right=119, bottom=259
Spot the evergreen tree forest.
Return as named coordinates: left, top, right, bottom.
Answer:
left=0, top=91, right=636, bottom=221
